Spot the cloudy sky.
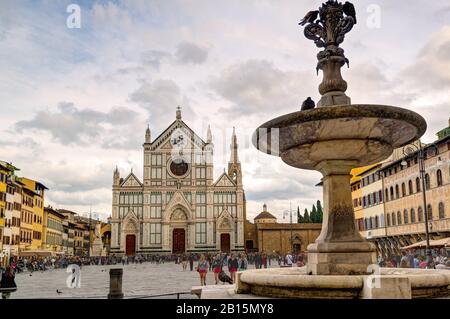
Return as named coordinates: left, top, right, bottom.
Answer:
left=1, top=0, right=449, bottom=221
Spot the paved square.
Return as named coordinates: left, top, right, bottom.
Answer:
left=10, top=262, right=280, bottom=299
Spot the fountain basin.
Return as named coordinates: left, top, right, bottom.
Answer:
left=233, top=267, right=450, bottom=299
left=252, top=104, right=427, bottom=172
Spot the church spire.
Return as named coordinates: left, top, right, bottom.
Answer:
left=207, top=124, right=212, bottom=144
left=145, top=124, right=151, bottom=144
left=176, top=106, right=182, bottom=120
left=230, top=127, right=239, bottom=163
left=113, top=166, right=120, bottom=186
left=228, top=127, right=242, bottom=185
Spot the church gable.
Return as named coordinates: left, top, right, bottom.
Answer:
left=213, top=172, right=236, bottom=187
left=165, top=191, right=192, bottom=211
left=120, top=172, right=143, bottom=187
left=151, top=120, right=206, bottom=152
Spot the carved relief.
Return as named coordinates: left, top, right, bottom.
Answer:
left=171, top=208, right=187, bottom=221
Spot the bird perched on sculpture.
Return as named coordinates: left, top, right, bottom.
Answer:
left=298, top=10, right=319, bottom=26
left=343, top=2, right=357, bottom=24
left=301, top=97, right=315, bottom=111
left=218, top=270, right=233, bottom=284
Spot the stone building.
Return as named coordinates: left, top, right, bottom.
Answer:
left=353, top=120, right=450, bottom=256
left=110, top=108, right=246, bottom=256
left=244, top=204, right=321, bottom=255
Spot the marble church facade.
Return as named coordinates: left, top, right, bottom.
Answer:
left=110, top=109, right=246, bottom=256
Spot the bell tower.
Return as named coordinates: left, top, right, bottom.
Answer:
left=228, top=127, right=242, bottom=186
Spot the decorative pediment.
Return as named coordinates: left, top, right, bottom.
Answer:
left=165, top=191, right=191, bottom=211
left=120, top=172, right=143, bottom=187
left=122, top=210, right=139, bottom=233
left=217, top=208, right=233, bottom=230
left=151, top=120, right=206, bottom=152
left=213, top=172, right=236, bottom=187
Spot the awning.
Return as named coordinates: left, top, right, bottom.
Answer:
left=401, top=237, right=450, bottom=250
left=19, top=250, right=54, bottom=257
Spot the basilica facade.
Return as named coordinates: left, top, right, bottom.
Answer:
left=110, top=108, right=246, bottom=256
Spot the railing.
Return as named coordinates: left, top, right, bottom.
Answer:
left=127, top=291, right=194, bottom=299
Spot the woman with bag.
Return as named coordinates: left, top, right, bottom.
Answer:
left=0, top=266, right=17, bottom=299
left=211, top=254, right=223, bottom=284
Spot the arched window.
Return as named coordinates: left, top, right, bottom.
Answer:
left=385, top=188, right=389, bottom=202
left=391, top=212, right=396, bottom=225
left=410, top=208, right=416, bottom=223
left=408, top=180, right=413, bottom=195
left=380, top=214, right=385, bottom=227
left=387, top=213, right=391, bottom=226
left=403, top=209, right=409, bottom=224
left=416, top=177, right=421, bottom=192
left=375, top=216, right=379, bottom=228
left=437, top=169, right=443, bottom=187
left=427, top=204, right=432, bottom=220
left=418, top=207, right=423, bottom=222
left=401, top=183, right=406, bottom=197
left=438, top=202, right=445, bottom=219
left=390, top=186, right=394, bottom=199
left=425, top=174, right=430, bottom=190
left=395, top=185, right=400, bottom=199
left=397, top=211, right=402, bottom=225
left=364, top=218, right=368, bottom=230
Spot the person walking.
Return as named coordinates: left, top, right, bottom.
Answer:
left=181, top=255, right=188, bottom=271
left=189, top=254, right=194, bottom=271
left=254, top=253, right=262, bottom=269
left=0, top=266, right=17, bottom=299
left=196, top=254, right=209, bottom=286
left=211, top=254, right=223, bottom=285
left=238, top=254, right=248, bottom=272
left=400, top=251, right=409, bottom=268
left=228, top=254, right=239, bottom=284
left=285, top=251, right=294, bottom=267
left=262, top=253, right=267, bottom=269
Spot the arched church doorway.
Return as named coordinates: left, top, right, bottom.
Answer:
left=172, top=228, right=186, bottom=253
left=126, top=234, right=136, bottom=256
left=220, top=233, right=230, bottom=253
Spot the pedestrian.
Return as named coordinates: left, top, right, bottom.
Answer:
left=211, top=254, right=223, bottom=284
left=286, top=251, right=294, bottom=266
left=238, top=254, right=248, bottom=271
left=255, top=253, right=262, bottom=269
left=182, top=255, right=188, bottom=271
left=262, top=253, right=267, bottom=268
left=228, top=254, right=239, bottom=283
left=189, top=254, right=194, bottom=271
left=400, top=251, right=409, bottom=268
left=196, top=254, right=209, bottom=286
left=0, top=266, right=17, bottom=299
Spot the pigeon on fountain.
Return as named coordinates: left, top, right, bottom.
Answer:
left=298, top=10, right=319, bottom=26
left=301, top=97, right=315, bottom=111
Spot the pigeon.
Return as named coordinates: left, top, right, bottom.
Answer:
left=56, top=289, right=63, bottom=294
left=218, top=271, right=233, bottom=284
left=29, top=273, right=32, bottom=276
left=343, top=2, right=357, bottom=24
left=299, top=10, right=319, bottom=26
left=301, top=97, right=315, bottom=111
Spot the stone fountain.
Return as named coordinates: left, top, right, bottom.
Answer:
left=193, top=1, right=450, bottom=299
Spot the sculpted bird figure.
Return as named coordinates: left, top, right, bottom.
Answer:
left=299, top=10, right=319, bottom=26
left=343, top=2, right=357, bottom=24
left=301, top=97, right=315, bottom=111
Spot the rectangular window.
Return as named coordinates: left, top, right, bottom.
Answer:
left=196, top=206, right=206, bottom=218
left=151, top=168, right=162, bottom=179
left=196, top=193, right=206, bottom=204
left=196, top=167, right=206, bottom=179
left=195, top=222, right=207, bottom=244
left=151, top=154, right=162, bottom=166
left=150, top=193, right=162, bottom=204
left=150, top=206, right=161, bottom=218
left=150, top=223, right=161, bottom=244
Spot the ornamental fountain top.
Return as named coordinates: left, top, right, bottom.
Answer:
left=300, top=1, right=357, bottom=107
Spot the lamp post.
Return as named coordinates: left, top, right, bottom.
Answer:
left=282, top=202, right=293, bottom=253
left=401, top=140, right=439, bottom=268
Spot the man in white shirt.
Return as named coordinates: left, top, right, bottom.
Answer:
left=286, top=252, right=294, bottom=266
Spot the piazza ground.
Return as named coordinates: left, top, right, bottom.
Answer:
left=10, top=262, right=279, bottom=299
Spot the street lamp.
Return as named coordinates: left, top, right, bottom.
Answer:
left=401, top=141, right=439, bottom=268
left=282, top=202, right=294, bottom=253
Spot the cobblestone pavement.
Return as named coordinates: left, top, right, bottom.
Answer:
left=10, top=262, right=280, bottom=299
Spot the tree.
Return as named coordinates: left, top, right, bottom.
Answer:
left=311, top=204, right=317, bottom=223
left=303, top=208, right=311, bottom=223
left=297, top=206, right=303, bottom=223
left=316, top=200, right=323, bottom=223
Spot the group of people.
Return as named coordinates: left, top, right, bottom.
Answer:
left=194, top=253, right=248, bottom=286
left=377, top=249, right=450, bottom=269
